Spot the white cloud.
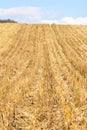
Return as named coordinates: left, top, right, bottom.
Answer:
left=41, top=20, right=59, bottom=24
left=0, top=7, right=87, bottom=25
left=0, top=7, right=42, bottom=16
left=41, top=17, right=87, bottom=25
left=0, top=7, right=43, bottom=23
left=61, top=17, right=87, bottom=25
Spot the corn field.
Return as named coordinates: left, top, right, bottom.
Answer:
left=0, top=23, right=87, bottom=130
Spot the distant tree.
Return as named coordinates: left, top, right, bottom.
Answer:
left=0, top=19, right=17, bottom=23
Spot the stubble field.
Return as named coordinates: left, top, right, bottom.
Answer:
left=0, top=23, right=87, bottom=130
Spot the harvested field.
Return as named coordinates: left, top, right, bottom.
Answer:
left=0, top=23, right=87, bottom=130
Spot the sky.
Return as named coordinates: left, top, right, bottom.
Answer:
left=0, top=0, right=87, bottom=24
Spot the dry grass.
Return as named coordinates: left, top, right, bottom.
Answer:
left=0, top=23, right=87, bottom=130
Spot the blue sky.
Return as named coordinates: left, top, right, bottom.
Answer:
left=0, top=0, right=87, bottom=24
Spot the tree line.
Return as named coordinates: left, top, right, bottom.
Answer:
left=0, top=19, right=17, bottom=23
